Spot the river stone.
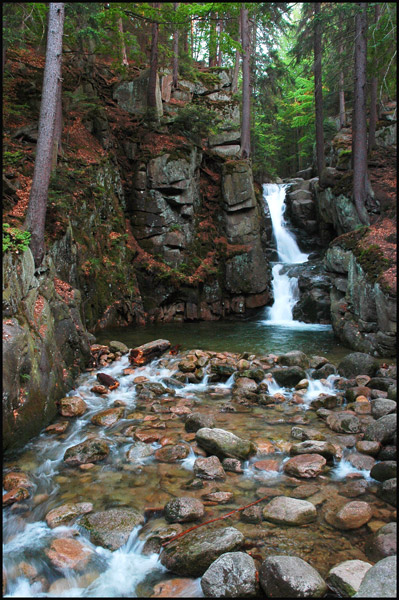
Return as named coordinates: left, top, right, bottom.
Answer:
left=376, top=478, right=396, bottom=506
left=155, top=444, right=190, bottom=463
left=370, top=399, right=396, bottom=419
left=91, top=407, right=125, bottom=427
left=289, top=440, right=338, bottom=460
left=45, top=538, right=93, bottom=571
left=160, top=526, right=244, bottom=577
left=259, top=555, right=327, bottom=598
left=370, top=461, right=397, bottom=482
left=347, top=452, right=375, bottom=471
left=312, top=363, right=337, bottom=380
left=326, top=559, right=372, bottom=597
left=193, top=455, right=226, bottom=480
left=126, top=442, right=155, bottom=462
left=80, top=508, right=145, bottom=551
left=368, top=522, right=397, bottom=562
left=240, top=504, right=263, bottom=523
left=58, top=396, right=87, bottom=417
left=326, top=411, right=360, bottom=433
left=270, top=366, right=307, bottom=387
left=201, top=552, right=257, bottom=597
left=353, top=556, right=397, bottom=598
left=164, top=497, right=205, bottom=523
left=340, top=479, right=368, bottom=498
left=109, top=340, right=129, bottom=354
left=64, top=438, right=110, bottom=465
left=283, top=454, right=326, bottom=478
left=184, top=413, right=215, bottom=433
left=3, top=472, right=34, bottom=491
left=222, top=458, right=243, bottom=473
left=195, top=428, right=257, bottom=460
left=338, top=353, right=380, bottom=378
left=363, top=414, right=396, bottom=443
left=142, top=522, right=183, bottom=555
left=262, top=496, right=317, bottom=525
left=325, top=500, right=372, bottom=530
left=378, top=445, right=397, bottom=460
left=355, top=440, right=381, bottom=456
left=45, top=502, right=93, bottom=528
left=277, top=351, right=309, bottom=369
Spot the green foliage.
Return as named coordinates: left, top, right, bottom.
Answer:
left=3, top=151, right=25, bottom=167
left=169, top=103, right=221, bottom=141
left=3, top=224, right=31, bottom=254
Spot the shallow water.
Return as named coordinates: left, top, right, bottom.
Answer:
left=3, top=348, right=394, bottom=598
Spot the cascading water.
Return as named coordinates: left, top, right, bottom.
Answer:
left=261, top=183, right=309, bottom=326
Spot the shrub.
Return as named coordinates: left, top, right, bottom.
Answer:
left=3, top=223, right=31, bottom=254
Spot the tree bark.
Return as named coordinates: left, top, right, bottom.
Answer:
left=231, top=17, right=241, bottom=95
left=208, top=12, right=217, bottom=67
left=240, top=5, right=251, bottom=159
left=118, top=16, right=129, bottom=66
left=147, top=2, right=160, bottom=119
left=25, top=3, right=65, bottom=267
left=338, top=12, right=346, bottom=128
left=368, top=3, right=381, bottom=153
left=52, top=78, right=63, bottom=171
left=314, top=3, right=325, bottom=178
left=352, top=2, right=370, bottom=225
left=217, top=17, right=223, bottom=66
left=172, top=2, right=179, bottom=88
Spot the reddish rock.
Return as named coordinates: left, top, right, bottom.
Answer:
left=134, top=431, right=161, bottom=444
left=283, top=454, right=326, bottom=478
left=193, top=456, right=226, bottom=480
left=91, top=407, right=125, bottom=427
left=201, top=491, right=234, bottom=504
left=45, top=502, right=93, bottom=528
left=134, top=376, right=150, bottom=384
left=3, top=472, right=34, bottom=491
left=254, top=460, right=280, bottom=472
left=151, top=578, right=200, bottom=598
left=326, top=501, right=373, bottom=530
left=58, top=396, right=87, bottom=417
left=356, top=440, right=381, bottom=456
left=45, top=421, right=70, bottom=434
left=254, top=440, right=275, bottom=454
left=90, top=385, right=109, bottom=395
left=64, top=438, right=110, bottom=466
left=159, top=436, right=177, bottom=447
left=347, top=453, right=376, bottom=471
left=45, top=538, right=93, bottom=570
left=97, top=372, right=119, bottom=389
left=155, top=444, right=190, bottom=463
left=3, top=487, right=30, bottom=506
left=170, top=406, right=192, bottom=416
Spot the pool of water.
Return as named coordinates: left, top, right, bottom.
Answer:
left=96, top=315, right=352, bottom=366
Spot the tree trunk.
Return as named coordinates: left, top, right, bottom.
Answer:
left=52, top=78, right=63, bottom=171
left=172, top=2, right=179, bottom=88
left=190, top=16, right=194, bottom=60
left=231, top=17, right=241, bottom=95
left=314, top=3, right=325, bottom=178
left=118, top=16, right=129, bottom=66
left=240, top=5, right=251, bottom=159
left=209, top=12, right=217, bottom=67
left=25, top=3, right=65, bottom=267
left=147, top=2, right=160, bottom=120
left=368, top=3, right=381, bottom=153
left=338, top=12, right=346, bottom=128
left=352, top=2, right=370, bottom=225
left=217, top=17, right=223, bottom=66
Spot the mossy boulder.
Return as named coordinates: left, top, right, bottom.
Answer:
left=195, top=428, right=257, bottom=460
left=80, top=508, right=145, bottom=550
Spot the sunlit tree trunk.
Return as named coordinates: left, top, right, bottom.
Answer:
left=147, top=2, right=160, bottom=120
left=52, top=78, right=63, bottom=170
left=118, top=16, right=129, bottom=66
left=217, top=17, right=223, bottom=66
left=314, top=2, right=325, bottom=178
left=231, top=16, right=241, bottom=94
left=352, top=2, right=370, bottom=225
left=368, top=3, right=381, bottom=153
left=240, top=5, right=251, bottom=159
left=25, top=3, right=65, bottom=267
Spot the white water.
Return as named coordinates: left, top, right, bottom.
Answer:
left=261, top=183, right=310, bottom=326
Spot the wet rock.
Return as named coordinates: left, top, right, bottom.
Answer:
left=312, top=363, right=337, bottom=380
left=91, top=407, right=125, bottom=427
left=367, top=522, right=397, bottom=562
left=109, top=340, right=129, bottom=354
left=325, top=500, right=372, bottom=530
left=232, top=377, right=258, bottom=398
left=370, top=461, right=396, bottom=482
left=289, top=440, right=338, bottom=461
left=159, top=526, right=244, bottom=577
left=240, top=505, right=263, bottom=523
left=253, top=459, right=280, bottom=472
left=164, top=497, right=205, bottom=523
left=80, top=508, right=145, bottom=551
left=378, top=445, right=397, bottom=460
left=259, top=555, right=327, bottom=598
left=58, top=396, right=87, bottom=417
left=126, top=442, right=155, bottom=462
left=370, top=398, right=396, bottom=419
left=201, top=551, right=257, bottom=597
left=151, top=577, right=201, bottom=597
left=269, top=366, right=307, bottom=387
left=363, top=414, right=396, bottom=443
left=290, top=427, right=326, bottom=441
left=376, top=478, right=396, bottom=506
left=202, top=491, right=234, bottom=504
left=3, top=472, right=34, bottom=491
left=184, top=413, right=215, bottom=433
left=155, top=444, right=190, bottom=463
left=45, top=502, right=93, bottom=528
left=340, top=479, right=368, bottom=498
left=45, top=538, right=93, bottom=571
left=195, top=428, right=257, bottom=460
left=194, top=456, right=226, bottom=480
left=45, top=421, right=70, bottom=434
left=369, top=376, right=396, bottom=392
left=326, top=411, right=360, bottom=433
left=142, top=522, right=183, bottom=554
left=277, top=351, right=309, bottom=369
left=347, top=452, right=375, bottom=471
left=338, top=353, right=380, bottom=379
left=222, top=458, right=243, bottom=473
left=353, top=556, right=396, bottom=598
left=326, top=559, right=372, bottom=597
left=90, top=385, right=109, bottom=395
left=283, top=454, right=326, bottom=478
left=291, top=484, right=319, bottom=499
left=355, top=440, right=381, bottom=456
left=310, top=356, right=329, bottom=369
left=129, top=339, right=171, bottom=366
left=316, top=408, right=332, bottom=420
left=263, top=496, right=317, bottom=525
left=3, top=487, right=30, bottom=506
left=64, top=438, right=110, bottom=465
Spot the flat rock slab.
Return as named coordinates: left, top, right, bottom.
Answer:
left=326, top=559, right=372, bottom=597
left=80, top=508, right=145, bottom=551
left=45, top=502, right=93, bottom=528
left=260, top=555, right=327, bottom=598
left=195, top=428, right=257, bottom=460
left=201, top=552, right=257, bottom=597
left=263, top=496, right=317, bottom=526
left=91, top=407, right=125, bottom=427
left=194, top=455, right=226, bottom=480
left=160, top=526, right=244, bottom=577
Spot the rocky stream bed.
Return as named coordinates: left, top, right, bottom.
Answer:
left=2, top=340, right=397, bottom=598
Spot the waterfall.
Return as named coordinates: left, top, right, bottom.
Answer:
left=262, top=183, right=308, bottom=325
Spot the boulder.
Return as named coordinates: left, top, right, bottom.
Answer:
left=201, top=552, right=257, bottom=598
left=126, top=442, right=155, bottom=462
left=160, top=526, right=244, bottom=577
left=91, top=407, right=125, bottom=427
left=370, top=461, right=396, bottom=482
left=45, top=538, right=93, bottom=571
left=193, top=456, right=226, bottom=480
left=222, top=458, right=243, bottom=473
left=262, top=496, right=317, bottom=525
left=338, top=353, right=379, bottom=378
left=326, top=560, right=372, bottom=597
left=376, top=478, right=396, bottom=506
left=363, top=414, right=396, bottom=443
left=155, top=444, right=190, bottom=463
left=184, top=413, right=215, bottom=433
left=289, top=440, right=338, bottom=460
left=259, top=555, right=327, bottom=598
left=367, top=522, right=397, bottom=562
left=164, top=497, right=205, bottom=523
left=64, top=438, right=110, bottom=465
left=283, top=454, right=326, bottom=478
left=195, top=428, right=257, bottom=460
left=353, top=556, right=397, bottom=598
left=80, top=508, right=145, bottom=551
left=45, top=502, right=93, bottom=528
left=240, top=505, right=263, bottom=523
left=325, top=501, right=372, bottom=530
left=270, top=366, right=307, bottom=387
left=3, top=472, right=34, bottom=491
left=355, top=440, right=381, bottom=456
left=109, top=340, right=129, bottom=354
left=276, top=351, right=309, bottom=369
left=370, top=398, right=397, bottom=419
left=326, top=412, right=360, bottom=434
left=58, top=396, right=87, bottom=418
left=347, top=453, right=375, bottom=471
